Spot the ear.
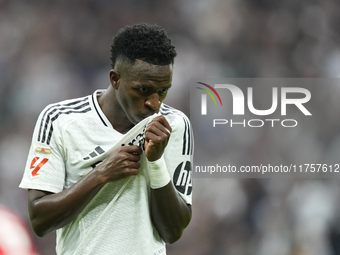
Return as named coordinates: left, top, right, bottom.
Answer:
left=109, top=69, right=121, bottom=89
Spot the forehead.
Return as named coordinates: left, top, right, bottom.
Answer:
left=124, top=59, right=173, bottom=82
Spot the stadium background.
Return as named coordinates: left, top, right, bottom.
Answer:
left=1, top=0, right=340, bottom=254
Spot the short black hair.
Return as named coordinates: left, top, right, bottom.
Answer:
left=110, top=23, right=176, bottom=68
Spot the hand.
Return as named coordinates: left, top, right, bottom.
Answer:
left=96, top=145, right=142, bottom=182
left=144, top=115, right=172, bottom=162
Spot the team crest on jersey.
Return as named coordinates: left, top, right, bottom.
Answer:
left=173, top=161, right=192, bottom=196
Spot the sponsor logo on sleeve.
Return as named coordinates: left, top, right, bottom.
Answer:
left=30, top=157, right=49, bottom=177
left=173, top=161, right=192, bottom=196
left=35, top=146, right=51, bottom=154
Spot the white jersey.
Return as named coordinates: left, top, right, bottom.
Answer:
left=19, top=90, right=193, bottom=255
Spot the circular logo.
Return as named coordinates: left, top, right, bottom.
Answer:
left=173, top=161, right=192, bottom=195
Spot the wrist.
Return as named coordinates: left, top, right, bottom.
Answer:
left=148, top=156, right=170, bottom=189
left=92, top=164, right=109, bottom=186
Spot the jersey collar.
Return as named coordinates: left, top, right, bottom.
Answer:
left=91, top=90, right=110, bottom=128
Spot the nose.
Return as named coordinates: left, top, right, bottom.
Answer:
left=145, top=93, right=160, bottom=111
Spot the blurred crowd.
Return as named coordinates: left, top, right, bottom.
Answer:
left=1, top=0, right=340, bottom=254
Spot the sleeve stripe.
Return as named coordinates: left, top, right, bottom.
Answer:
left=45, top=107, right=91, bottom=145
left=184, top=117, right=193, bottom=156
left=160, top=104, right=193, bottom=155
left=182, top=117, right=193, bottom=156
left=182, top=118, right=188, bottom=155
left=41, top=102, right=90, bottom=143
left=37, top=97, right=89, bottom=142
left=190, top=125, right=194, bottom=155
left=185, top=118, right=191, bottom=155
left=160, top=104, right=180, bottom=116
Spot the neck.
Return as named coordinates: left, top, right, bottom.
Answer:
left=98, top=87, right=134, bottom=134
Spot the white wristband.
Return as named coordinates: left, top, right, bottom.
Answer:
left=148, top=156, right=170, bottom=189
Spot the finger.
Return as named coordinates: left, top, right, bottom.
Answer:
left=125, top=161, right=140, bottom=169
left=122, top=167, right=140, bottom=177
left=152, top=115, right=172, bottom=133
left=145, top=128, right=170, bottom=145
left=120, top=145, right=142, bottom=155
left=144, top=132, right=160, bottom=143
left=146, top=121, right=171, bottom=137
left=119, top=149, right=141, bottom=162
left=145, top=124, right=169, bottom=137
left=127, top=153, right=141, bottom=162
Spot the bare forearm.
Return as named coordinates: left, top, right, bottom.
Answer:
left=28, top=145, right=142, bottom=237
left=28, top=170, right=105, bottom=237
left=150, top=182, right=192, bottom=244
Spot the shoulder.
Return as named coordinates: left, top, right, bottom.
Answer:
left=40, top=95, right=91, bottom=115
left=160, top=104, right=193, bottom=157
left=160, top=104, right=193, bottom=154
left=38, top=95, right=91, bottom=126
left=35, top=95, right=92, bottom=145
left=160, top=103, right=191, bottom=130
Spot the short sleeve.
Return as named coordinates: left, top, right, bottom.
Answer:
left=163, top=113, right=193, bottom=205
left=19, top=106, right=66, bottom=194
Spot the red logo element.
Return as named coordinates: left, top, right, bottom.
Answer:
left=30, top=157, right=49, bottom=177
